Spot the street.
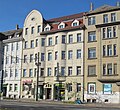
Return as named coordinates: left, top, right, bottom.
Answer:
left=0, top=100, right=120, bottom=110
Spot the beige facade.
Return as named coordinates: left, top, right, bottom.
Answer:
left=84, top=5, right=120, bottom=103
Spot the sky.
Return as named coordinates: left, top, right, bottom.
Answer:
left=0, top=0, right=119, bottom=32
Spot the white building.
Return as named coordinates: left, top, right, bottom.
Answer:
left=2, top=28, right=23, bottom=98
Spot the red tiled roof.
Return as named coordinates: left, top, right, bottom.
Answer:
left=47, top=12, right=84, bottom=22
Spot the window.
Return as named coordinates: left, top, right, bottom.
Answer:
left=23, top=69, right=27, bottom=77
left=88, top=48, right=96, bottom=58
left=68, top=50, right=73, bottom=59
left=77, top=33, right=81, bottom=42
left=10, top=69, right=13, bottom=77
left=103, top=64, right=106, bottom=75
left=35, top=53, right=37, bottom=62
left=77, top=49, right=81, bottom=59
left=55, top=51, right=58, bottom=60
left=68, top=35, right=73, bottom=43
left=48, top=52, right=52, bottom=61
left=48, top=37, right=52, bottom=46
left=41, top=68, right=44, bottom=76
left=24, top=41, right=28, bottom=49
left=88, top=83, right=96, bottom=94
left=114, top=63, right=117, bottom=74
left=48, top=68, right=51, bottom=76
left=37, top=25, right=41, bottom=33
left=68, top=83, right=72, bottom=92
left=107, top=63, right=112, bottom=75
left=113, top=27, right=116, bottom=37
left=103, top=84, right=112, bottom=94
left=111, top=13, right=116, bottom=22
left=62, top=35, right=66, bottom=44
left=6, top=45, right=9, bottom=51
left=15, top=69, right=18, bottom=77
left=11, top=43, right=14, bottom=51
left=77, top=83, right=81, bottom=92
left=14, top=84, right=18, bottom=91
left=88, top=31, right=96, bottom=42
left=77, top=66, right=81, bottom=75
left=29, top=69, right=33, bottom=77
left=103, top=14, right=108, bottom=23
left=25, top=28, right=28, bottom=35
left=107, top=27, right=112, bottom=38
left=72, top=22, right=78, bottom=26
left=31, top=26, right=34, bottom=34
left=88, top=65, right=96, bottom=76
left=36, top=39, right=38, bottom=47
left=61, top=67, right=65, bottom=76
left=45, top=27, right=50, bottom=31
left=24, top=55, right=27, bottom=63
left=113, top=44, right=116, bottom=55
left=16, top=42, right=19, bottom=50
left=30, top=54, right=34, bottom=62
left=34, top=68, right=37, bottom=77
left=103, top=28, right=106, bottom=38
left=55, top=36, right=58, bottom=44
left=11, top=56, right=14, bottom=64
left=59, top=25, right=64, bottom=29
left=68, top=67, right=72, bottom=76
left=61, top=51, right=65, bottom=59
left=6, top=56, right=9, bottom=64
left=41, top=38, right=45, bottom=46
left=9, top=84, right=12, bottom=91
left=54, top=67, right=58, bottom=76
left=103, top=45, right=106, bottom=56
left=88, top=17, right=95, bottom=25
left=107, top=45, right=112, bottom=56
left=31, top=40, right=34, bottom=48
left=41, top=53, right=44, bottom=61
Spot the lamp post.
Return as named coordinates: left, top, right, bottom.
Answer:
left=35, top=52, right=41, bottom=101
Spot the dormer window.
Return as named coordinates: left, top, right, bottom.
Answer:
left=44, top=24, right=51, bottom=31
left=58, top=22, right=65, bottom=29
left=9, top=36, right=12, bottom=38
left=72, top=20, right=79, bottom=27
left=16, top=34, right=19, bottom=37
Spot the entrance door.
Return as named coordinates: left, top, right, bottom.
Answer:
left=46, top=88, right=51, bottom=99
left=3, top=87, right=7, bottom=96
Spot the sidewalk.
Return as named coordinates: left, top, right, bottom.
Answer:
left=2, top=99, right=120, bottom=108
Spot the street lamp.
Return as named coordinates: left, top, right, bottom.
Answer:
left=35, top=52, right=41, bottom=101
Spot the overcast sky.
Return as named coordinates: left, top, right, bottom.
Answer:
left=0, top=0, right=119, bottom=32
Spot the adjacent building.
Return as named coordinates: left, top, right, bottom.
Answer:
left=84, top=5, right=120, bottom=103
left=2, top=27, right=23, bottom=98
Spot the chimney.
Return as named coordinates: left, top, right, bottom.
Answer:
left=116, top=1, right=120, bottom=7
left=90, top=3, right=94, bottom=11
left=16, top=24, right=19, bottom=30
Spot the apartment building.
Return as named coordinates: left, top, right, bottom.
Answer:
left=21, top=9, right=85, bottom=101
left=41, top=13, right=85, bottom=101
left=21, top=10, right=45, bottom=99
left=84, top=5, right=120, bottom=103
left=2, top=27, right=23, bottom=98
left=0, top=33, right=7, bottom=93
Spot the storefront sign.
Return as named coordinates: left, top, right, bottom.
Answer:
left=55, top=83, right=65, bottom=88
left=103, top=84, right=112, bottom=94
left=23, top=80, right=33, bottom=84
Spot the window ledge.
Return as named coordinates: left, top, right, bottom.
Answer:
left=87, top=75, right=97, bottom=77
left=88, top=58, right=97, bottom=60
left=103, top=55, right=118, bottom=58
left=88, top=40, right=97, bottom=43
left=102, top=37, right=118, bottom=40
left=102, top=74, right=118, bottom=76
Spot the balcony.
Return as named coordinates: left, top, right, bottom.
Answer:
left=97, top=74, right=120, bottom=83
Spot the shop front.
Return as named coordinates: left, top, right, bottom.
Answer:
left=54, top=82, right=65, bottom=101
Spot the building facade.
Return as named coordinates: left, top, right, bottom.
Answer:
left=2, top=28, right=23, bottom=98
left=84, top=5, right=120, bottom=103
